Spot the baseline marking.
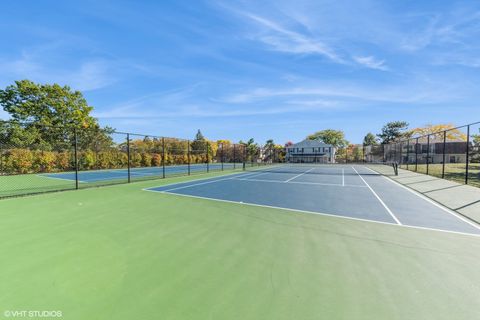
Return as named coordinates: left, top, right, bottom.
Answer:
left=352, top=166, right=402, bottom=225
left=159, top=176, right=236, bottom=192
left=143, top=189, right=480, bottom=238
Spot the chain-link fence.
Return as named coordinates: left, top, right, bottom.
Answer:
left=364, top=121, right=480, bottom=188
left=0, top=121, right=264, bottom=198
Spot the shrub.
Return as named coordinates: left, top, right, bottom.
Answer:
left=33, top=151, right=56, bottom=172
left=4, top=149, right=34, bottom=174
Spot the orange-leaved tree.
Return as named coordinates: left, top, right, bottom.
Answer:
left=408, top=124, right=467, bottom=141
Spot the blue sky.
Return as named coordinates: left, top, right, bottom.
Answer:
left=0, top=0, right=479, bottom=144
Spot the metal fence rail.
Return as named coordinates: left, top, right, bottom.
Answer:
left=364, top=121, right=480, bottom=188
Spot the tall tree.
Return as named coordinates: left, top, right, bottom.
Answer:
left=265, top=139, right=275, bottom=150
left=195, top=129, right=205, bottom=141
left=307, top=129, right=348, bottom=148
left=363, top=132, right=378, bottom=146
left=190, top=129, right=206, bottom=152
left=0, top=80, right=97, bottom=128
left=240, top=138, right=259, bottom=161
left=0, top=80, right=108, bottom=150
left=264, top=139, right=276, bottom=162
left=377, top=121, right=409, bottom=144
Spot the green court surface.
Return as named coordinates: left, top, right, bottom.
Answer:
left=1, top=171, right=480, bottom=320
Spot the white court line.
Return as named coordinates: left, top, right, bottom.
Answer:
left=37, top=174, right=89, bottom=183
left=232, top=177, right=366, bottom=188
left=284, top=167, right=315, bottom=183
left=142, top=189, right=480, bottom=238
left=160, top=176, right=235, bottom=192
left=141, top=170, right=262, bottom=192
left=363, top=166, right=480, bottom=231
left=352, top=166, right=402, bottom=225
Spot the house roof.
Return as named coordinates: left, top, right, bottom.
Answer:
left=287, top=139, right=333, bottom=148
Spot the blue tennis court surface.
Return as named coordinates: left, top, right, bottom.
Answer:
left=146, top=164, right=480, bottom=236
left=41, top=163, right=241, bottom=183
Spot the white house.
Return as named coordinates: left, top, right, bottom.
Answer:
left=285, top=139, right=336, bottom=163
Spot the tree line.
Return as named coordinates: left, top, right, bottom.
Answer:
left=0, top=80, right=282, bottom=174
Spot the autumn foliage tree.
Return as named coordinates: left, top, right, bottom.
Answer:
left=407, top=124, right=467, bottom=141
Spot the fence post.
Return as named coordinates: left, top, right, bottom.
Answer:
left=243, top=144, right=246, bottom=170
left=426, top=135, right=430, bottom=175
left=162, top=137, right=165, bottom=179
left=221, top=143, right=224, bottom=171
left=393, top=143, right=397, bottom=164
left=466, top=125, right=470, bottom=184
left=406, top=140, right=410, bottom=170
left=187, top=140, right=191, bottom=175
left=442, top=131, right=446, bottom=179
left=233, top=144, right=236, bottom=169
left=74, top=128, right=79, bottom=190
left=127, top=133, right=131, bottom=183
left=383, top=144, right=386, bottom=162
left=206, top=142, right=209, bottom=173
left=415, top=138, right=418, bottom=172
left=400, top=142, right=403, bottom=166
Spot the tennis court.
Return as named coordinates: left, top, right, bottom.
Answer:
left=2, top=165, right=480, bottom=320
left=42, top=163, right=242, bottom=183
left=146, top=164, right=480, bottom=236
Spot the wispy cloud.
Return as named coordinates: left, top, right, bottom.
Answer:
left=353, top=55, right=388, bottom=71
left=245, top=13, right=342, bottom=62
left=0, top=48, right=117, bottom=91
left=221, top=81, right=461, bottom=105
left=94, top=83, right=343, bottom=120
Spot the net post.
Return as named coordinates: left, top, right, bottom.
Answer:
left=162, top=137, right=166, bottom=179
left=127, top=133, right=131, bottom=183
left=442, top=131, right=446, bottom=179
left=74, top=128, right=79, bottom=190
left=206, top=142, right=209, bottom=173
left=188, top=140, right=191, bottom=175
left=466, top=125, right=470, bottom=184
left=426, top=135, right=430, bottom=175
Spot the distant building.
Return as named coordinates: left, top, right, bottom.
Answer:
left=404, top=141, right=467, bottom=164
left=285, top=139, right=336, bottom=163
left=365, top=141, right=469, bottom=164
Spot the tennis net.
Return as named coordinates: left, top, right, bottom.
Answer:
left=244, top=161, right=399, bottom=176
